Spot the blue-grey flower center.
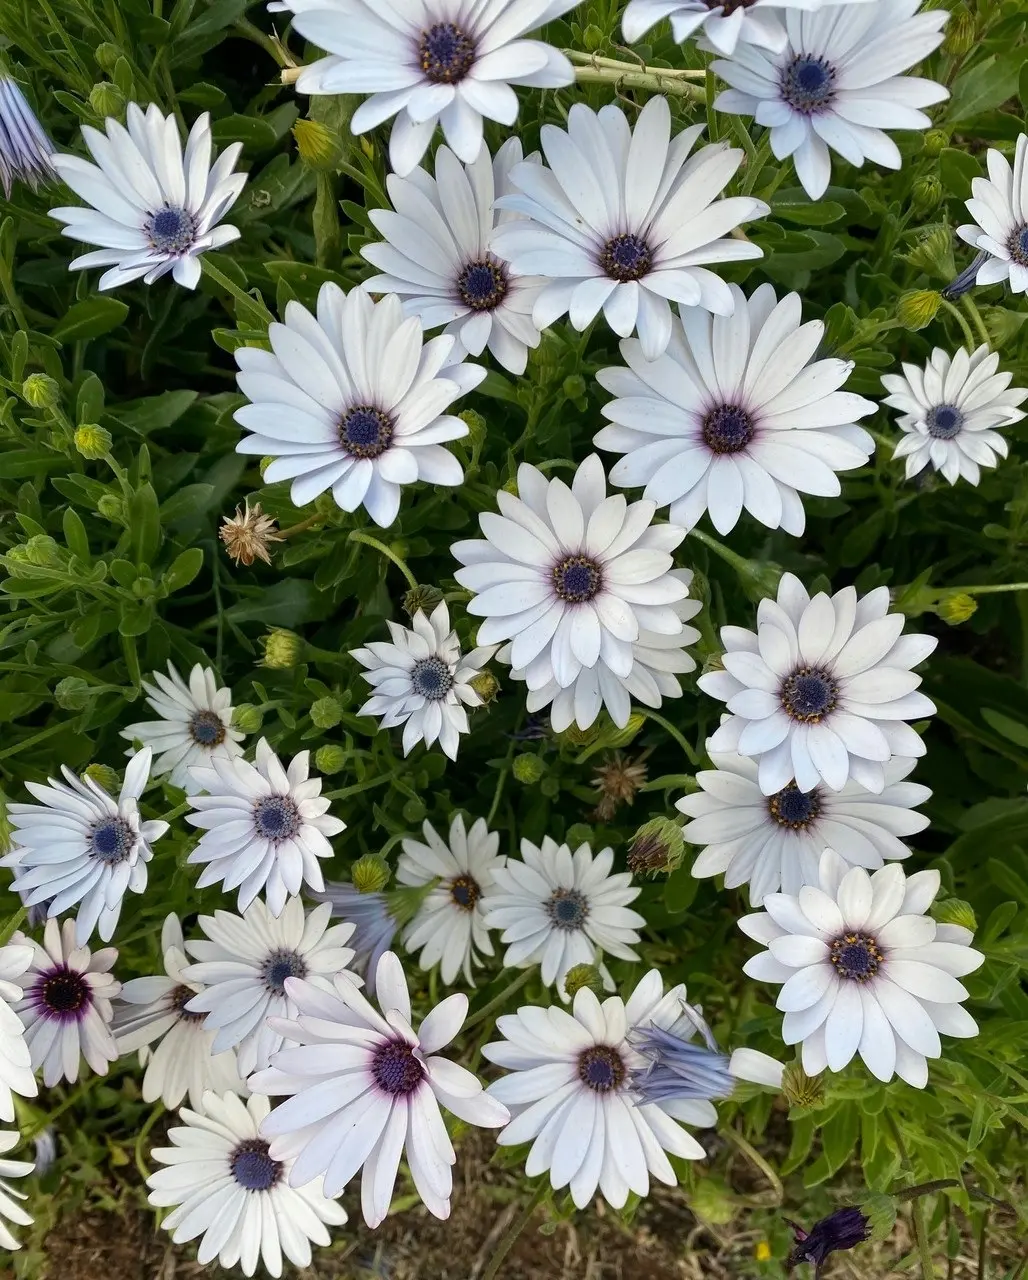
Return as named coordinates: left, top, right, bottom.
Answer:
left=829, top=932, right=883, bottom=981
left=781, top=666, right=838, bottom=723
left=170, top=983, right=205, bottom=1024
left=702, top=404, right=754, bottom=454
left=577, top=1045, right=626, bottom=1092
left=1008, top=223, right=1028, bottom=266
left=419, top=22, right=475, bottom=83
left=600, top=232, right=653, bottom=283
left=230, top=1138, right=283, bottom=1191
left=552, top=555, right=603, bottom=604
left=372, top=1038, right=425, bottom=1095
left=38, top=967, right=91, bottom=1019
left=260, top=948, right=308, bottom=994
left=411, top=656, right=454, bottom=700
left=768, top=782, right=821, bottom=828
left=546, top=887, right=589, bottom=931
left=189, top=708, right=226, bottom=747
left=252, top=795, right=301, bottom=841
left=925, top=403, right=964, bottom=440
left=457, top=258, right=508, bottom=312
left=90, top=816, right=135, bottom=864
left=448, top=873, right=481, bottom=911
left=146, top=206, right=196, bottom=253
left=780, top=55, right=837, bottom=115
left=339, top=404, right=394, bottom=460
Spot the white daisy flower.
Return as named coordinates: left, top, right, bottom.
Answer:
left=956, top=134, right=1028, bottom=294
left=595, top=284, right=876, bottom=536
left=452, top=454, right=690, bottom=708
left=249, top=951, right=510, bottom=1227
left=11, top=918, right=120, bottom=1087
left=397, top=814, right=504, bottom=985
left=351, top=601, right=497, bottom=761
left=622, top=0, right=872, bottom=56
left=275, top=0, right=579, bottom=177
left=362, top=138, right=544, bottom=375
left=490, top=96, right=769, bottom=360
left=712, top=1, right=948, bottom=200
left=882, top=344, right=1027, bottom=487
left=0, top=944, right=37, bottom=1123
left=147, top=1091, right=346, bottom=1277
left=740, top=848, right=984, bottom=1086
left=678, top=752, right=931, bottom=905
left=113, top=914, right=247, bottom=1110
left=697, top=572, right=937, bottom=795
left=49, top=103, right=245, bottom=290
left=3, top=748, right=168, bottom=947
left=482, top=839, right=644, bottom=997
left=185, top=737, right=345, bottom=916
left=181, top=897, right=356, bottom=1077
left=0, top=75, right=55, bottom=197
left=120, top=660, right=245, bottom=793
left=233, top=284, right=485, bottom=528
left=0, top=1131, right=33, bottom=1251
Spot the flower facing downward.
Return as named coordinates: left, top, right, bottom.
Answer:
left=697, top=573, right=937, bottom=795
left=882, top=344, right=1027, bottom=486
left=740, top=849, right=984, bottom=1086
left=147, top=1092, right=346, bottom=1277
left=313, top=882, right=400, bottom=977
left=49, top=103, right=245, bottom=290
left=250, top=952, right=509, bottom=1227
left=219, top=500, right=283, bottom=567
left=0, top=1131, right=33, bottom=1251
left=622, top=0, right=871, bottom=57
left=786, top=1206, right=873, bottom=1276
left=956, top=135, right=1028, bottom=295
left=595, top=284, right=876, bottom=536
left=233, top=284, right=485, bottom=528
left=0, top=76, right=55, bottom=196
left=0, top=945, right=37, bottom=1122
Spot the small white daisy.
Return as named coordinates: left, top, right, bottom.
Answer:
left=697, top=572, right=937, bottom=795
left=250, top=951, right=509, bottom=1227
left=397, top=814, right=504, bottom=985
left=12, top=918, right=120, bottom=1087
left=623, top=0, right=873, bottom=55
left=121, top=660, right=245, bottom=793
left=956, top=134, right=1028, bottom=294
left=482, top=839, right=644, bottom=997
left=351, top=601, right=497, bottom=761
left=363, top=138, right=544, bottom=375
left=491, top=96, right=769, bottom=359
left=276, top=0, right=579, bottom=176
left=0, top=75, right=55, bottom=197
left=185, top=737, right=345, bottom=916
left=678, top=752, right=931, bottom=905
left=147, top=1091, right=346, bottom=1277
left=0, top=1131, right=33, bottom=1251
left=740, top=848, right=984, bottom=1086
left=712, top=1, right=948, bottom=200
left=3, top=748, right=168, bottom=946
left=595, top=284, right=876, bottom=536
left=113, top=914, right=247, bottom=1110
left=0, top=944, right=37, bottom=1123
left=452, top=454, right=690, bottom=707
left=882, top=344, right=1027, bottom=486
left=49, top=102, right=245, bottom=290
left=233, top=284, right=485, bottom=528
left=181, top=897, right=356, bottom=1077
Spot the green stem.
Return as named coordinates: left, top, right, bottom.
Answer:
left=201, top=257, right=271, bottom=325
left=233, top=17, right=296, bottom=67
left=565, top=51, right=706, bottom=78
left=347, top=530, right=418, bottom=589
left=887, top=1111, right=936, bottom=1280
left=940, top=298, right=976, bottom=351
left=0, top=720, right=74, bottom=761
left=975, top=1210, right=989, bottom=1280
left=0, top=260, right=28, bottom=332
left=960, top=295, right=991, bottom=348
left=463, top=967, right=534, bottom=1035
left=278, top=513, right=325, bottom=539
left=958, top=582, right=1028, bottom=596
left=638, top=707, right=699, bottom=765
left=893, top=1180, right=960, bottom=1203
left=480, top=1181, right=548, bottom=1280
left=23, top=1078, right=94, bottom=1139
left=688, top=526, right=767, bottom=589
left=0, top=907, right=27, bottom=946
left=723, top=1128, right=784, bottom=1207
left=573, top=65, right=705, bottom=100
left=134, top=1103, right=165, bottom=1183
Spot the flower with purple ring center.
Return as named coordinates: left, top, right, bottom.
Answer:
left=1007, top=224, right=1028, bottom=267
left=925, top=404, right=963, bottom=440
left=146, top=205, right=197, bottom=253
left=545, top=887, right=589, bottom=931
left=230, top=1137, right=283, bottom=1192
left=600, top=232, right=653, bottom=283
left=577, top=1044, right=626, bottom=1092
left=419, top=21, right=476, bottom=83
left=188, top=708, right=226, bottom=747
left=372, top=1038, right=426, bottom=1095
left=410, top=656, right=454, bottom=700
left=768, top=782, right=821, bottom=829
left=780, top=55, right=837, bottom=115
left=457, top=259, right=508, bottom=312
left=252, top=794, right=301, bottom=842
left=260, top=948, right=308, bottom=995
left=36, top=965, right=92, bottom=1021
left=339, top=404, right=394, bottom=460
left=89, top=815, right=135, bottom=864
left=780, top=666, right=838, bottom=723
left=829, top=932, right=884, bottom=982
left=449, top=873, right=481, bottom=911
left=552, top=554, right=603, bottom=604
left=703, top=403, right=755, bottom=455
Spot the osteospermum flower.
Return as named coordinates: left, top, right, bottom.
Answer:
left=0, top=944, right=37, bottom=1122
left=490, top=96, right=768, bottom=359
left=453, top=454, right=690, bottom=705
left=595, top=284, right=876, bottom=536
left=482, top=839, right=644, bottom=996
left=121, top=660, right=245, bottom=793
left=185, top=737, right=345, bottom=916
left=0, top=75, right=55, bottom=196
left=351, top=601, right=497, bottom=760
left=12, top=919, right=120, bottom=1087
left=678, top=752, right=931, bottom=905
left=233, top=284, right=485, bottom=527
left=250, top=952, right=510, bottom=1226
left=113, top=914, right=246, bottom=1110
left=956, top=134, right=1028, bottom=295
left=363, top=139, right=544, bottom=374
left=397, top=814, right=504, bottom=985
left=740, top=849, right=984, bottom=1086
left=697, top=573, right=937, bottom=795
left=181, top=898, right=356, bottom=1077
left=4, top=748, right=168, bottom=946
left=882, top=344, right=1027, bottom=486
left=312, top=883, right=400, bottom=976
left=274, top=0, right=578, bottom=176
left=147, top=1092, right=346, bottom=1277
left=712, top=1, right=948, bottom=200
left=49, top=103, right=245, bottom=290
left=622, top=0, right=872, bottom=55
left=0, top=1131, right=33, bottom=1251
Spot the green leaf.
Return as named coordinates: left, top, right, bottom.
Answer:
left=980, top=708, right=1028, bottom=749
left=110, top=559, right=136, bottom=588
left=211, top=114, right=279, bottom=151
left=772, top=199, right=846, bottom=226
left=181, top=0, right=248, bottom=38
left=50, top=297, right=130, bottom=343
left=159, top=484, right=216, bottom=524
left=162, top=547, right=205, bottom=593
left=62, top=508, right=90, bottom=562
left=663, top=866, right=698, bottom=914
left=939, top=148, right=982, bottom=201
left=987, top=858, right=1028, bottom=905
left=76, top=372, right=105, bottom=425
left=114, top=389, right=198, bottom=435
left=949, top=48, right=1028, bottom=121
left=119, top=599, right=155, bottom=637
left=129, top=483, right=161, bottom=567
left=178, top=82, right=228, bottom=108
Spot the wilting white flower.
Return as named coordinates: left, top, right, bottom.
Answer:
left=49, top=103, right=245, bottom=289
left=956, top=134, right=1028, bottom=295
left=698, top=572, right=936, bottom=795
left=882, top=344, right=1027, bottom=486
left=0, top=945, right=36, bottom=1123
left=0, top=1131, right=33, bottom=1251
left=622, top=0, right=873, bottom=56
left=595, top=284, right=876, bottom=536
left=0, top=75, right=55, bottom=196
left=740, top=849, right=984, bottom=1086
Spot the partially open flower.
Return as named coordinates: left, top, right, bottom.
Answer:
left=219, top=501, right=283, bottom=568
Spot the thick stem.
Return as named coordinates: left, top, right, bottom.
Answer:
left=463, top=967, right=534, bottom=1035
left=639, top=707, right=699, bottom=765
left=573, top=65, right=705, bottom=99
left=960, top=295, right=991, bottom=348
left=940, top=298, right=976, bottom=351
left=347, top=530, right=418, bottom=589
left=278, top=513, right=326, bottom=539
left=565, top=50, right=705, bottom=78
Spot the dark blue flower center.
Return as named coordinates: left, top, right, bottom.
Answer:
left=781, top=666, right=838, bottom=723
left=449, top=873, right=480, bottom=910
left=703, top=404, right=754, bottom=454
left=577, top=1045, right=625, bottom=1093
left=230, top=1139, right=282, bottom=1191
left=252, top=795, right=300, bottom=841
left=769, top=782, right=821, bottom=828
left=146, top=206, right=196, bottom=253
left=600, top=232, right=653, bottom=282
left=90, top=816, right=134, bottom=864
left=829, top=933, right=883, bottom=981
left=339, top=404, right=394, bottom=460
left=38, top=967, right=90, bottom=1019
left=457, top=259, right=508, bottom=311
left=926, top=403, right=964, bottom=440
left=170, top=984, right=205, bottom=1024
left=552, top=555, right=603, bottom=604
left=419, top=22, right=475, bottom=83
left=546, top=887, right=589, bottom=931
left=372, top=1038, right=425, bottom=1095
left=260, top=948, right=308, bottom=994
left=780, top=55, right=837, bottom=115
left=1008, top=223, right=1028, bottom=266
left=411, top=656, right=454, bottom=700
left=189, top=708, right=226, bottom=747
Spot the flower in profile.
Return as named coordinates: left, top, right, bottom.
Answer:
left=491, top=97, right=768, bottom=359
left=0, top=1131, right=33, bottom=1251
left=712, top=2, right=949, bottom=200
left=363, top=139, right=544, bottom=375
left=312, top=882, right=400, bottom=977
left=595, top=284, right=876, bottom=536
left=697, top=572, right=937, bottom=795
left=351, top=601, right=497, bottom=760
left=250, top=952, right=510, bottom=1226
left=219, top=500, right=283, bottom=567
left=592, top=753, right=649, bottom=821
left=147, top=1091, right=346, bottom=1277
left=12, top=918, right=121, bottom=1087
left=121, top=661, right=245, bottom=793
left=49, top=103, right=245, bottom=289
left=882, top=344, right=1026, bottom=486
left=956, top=134, right=1028, bottom=295
left=233, top=284, right=485, bottom=527
left=786, top=1206, right=873, bottom=1276
left=0, top=76, right=55, bottom=196
left=621, top=0, right=872, bottom=56
left=4, top=749, right=167, bottom=946
left=740, top=849, right=984, bottom=1086
left=0, top=944, right=37, bottom=1123
left=273, top=0, right=579, bottom=176
left=627, top=817, right=686, bottom=877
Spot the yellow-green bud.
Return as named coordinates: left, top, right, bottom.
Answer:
left=562, top=373, right=587, bottom=400
left=402, top=584, right=444, bottom=618
left=261, top=628, right=304, bottom=669
left=97, top=494, right=125, bottom=523
left=628, top=817, right=685, bottom=877
left=512, top=753, right=546, bottom=784
left=943, top=8, right=975, bottom=56
left=21, top=373, right=61, bottom=409
left=563, top=964, right=605, bottom=998
left=232, top=703, right=263, bottom=734
left=0, top=799, right=11, bottom=856
left=351, top=854, right=390, bottom=894
left=94, top=42, right=121, bottom=73
left=911, top=175, right=942, bottom=214
left=923, top=129, right=948, bottom=157
left=689, top=1178, right=736, bottom=1226
left=55, top=677, right=93, bottom=711
left=468, top=670, right=500, bottom=704
left=310, top=696, right=342, bottom=729
left=936, top=592, right=977, bottom=625
left=74, top=423, right=112, bottom=460
left=582, top=23, right=605, bottom=51
left=781, top=1061, right=826, bottom=1110
left=558, top=721, right=599, bottom=748
left=88, top=82, right=125, bottom=117
left=22, top=535, right=62, bottom=567
left=932, top=897, right=977, bottom=931
left=903, top=226, right=954, bottom=279
left=860, top=1194, right=898, bottom=1243
left=259, top=456, right=274, bottom=479
left=83, top=762, right=120, bottom=794
left=291, top=118, right=342, bottom=169
left=897, top=289, right=941, bottom=331
left=315, top=744, right=347, bottom=775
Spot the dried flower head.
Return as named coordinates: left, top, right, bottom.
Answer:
left=219, top=501, right=282, bottom=567
left=592, top=753, right=648, bottom=821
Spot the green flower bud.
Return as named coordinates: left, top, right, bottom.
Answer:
left=932, top=897, right=977, bottom=931
left=583, top=24, right=605, bottom=51
left=88, top=82, right=125, bottom=117
left=628, top=817, right=685, bottom=877
left=564, top=964, right=605, bottom=998
left=923, top=129, right=948, bottom=157
left=781, top=1061, right=826, bottom=1110
left=512, top=753, right=546, bottom=784
left=943, top=8, right=975, bottom=56
left=232, top=703, right=263, bottom=734
left=83, top=763, right=120, bottom=794
left=458, top=407, right=487, bottom=454
left=402, top=797, right=425, bottom=824
left=562, top=373, right=587, bottom=400
left=903, top=226, right=954, bottom=279
left=689, top=1178, right=736, bottom=1226
left=74, top=423, right=112, bottom=460
left=315, top=744, right=347, bottom=775
left=982, top=305, right=1028, bottom=350
left=351, top=854, right=390, bottom=894
left=936, top=593, right=977, bottom=625
left=468, top=670, right=500, bottom=704
left=292, top=118, right=342, bottom=169
left=55, top=677, right=93, bottom=711
left=261, top=628, right=304, bottom=669
left=97, top=494, right=125, bottom=523
left=402, top=584, right=444, bottom=618
left=859, top=1194, right=898, bottom=1243
left=310, top=696, right=342, bottom=729
left=95, top=42, right=121, bottom=72
left=911, top=175, right=942, bottom=214
left=897, top=289, right=942, bottom=331
left=21, top=373, right=61, bottom=409
left=22, top=535, right=62, bottom=568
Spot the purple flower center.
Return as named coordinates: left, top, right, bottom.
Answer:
left=1008, top=224, right=1028, bottom=266
left=230, top=1138, right=282, bottom=1191
left=702, top=404, right=754, bottom=454
left=600, top=233, right=653, bottom=282
left=37, top=966, right=91, bottom=1020
left=780, top=666, right=838, bottom=723
left=705, top=0, right=758, bottom=8
left=372, top=1038, right=425, bottom=1095
left=829, top=932, right=883, bottom=981
left=339, top=404, right=394, bottom=460
left=260, top=948, right=308, bottom=994
left=577, top=1045, right=626, bottom=1092
left=189, top=709, right=226, bottom=746
left=780, top=55, right=837, bottom=115
left=170, top=983, right=205, bottom=1024
left=89, top=816, right=134, bottom=864
left=411, top=656, right=454, bottom=700
left=925, top=404, right=963, bottom=439
left=768, top=782, right=821, bottom=829
left=252, top=795, right=301, bottom=842
left=449, top=873, right=481, bottom=911
left=552, top=555, right=603, bottom=604
left=546, top=887, right=589, bottom=931
left=146, top=206, right=196, bottom=253
left=419, top=22, right=475, bottom=83
left=457, top=259, right=508, bottom=311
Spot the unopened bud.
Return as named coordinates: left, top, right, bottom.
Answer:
left=564, top=964, right=605, bottom=998
left=562, top=374, right=587, bottom=400
left=943, top=8, right=975, bottom=55
left=936, top=592, right=977, bottom=625
left=983, top=305, right=1028, bottom=350
left=932, top=897, right=977, bottom=931
left=558, top=721, right=599, bottom=748
left=923, top=129, right=948, bottom=157
left=458, top=407, right=487, bottom=453
left=261, top=628, right=303, bottom=669
left=232, top=703, right=263, bottom=734
left=903, top=226, right=954, bottom=279
left=21, top=373, right=60, bottom=409
left=781, top=1060, right=826, bottom=1110
left=74, top=423, right=112, bottom=460
left=351, top=854, right=390, bottom=894
left=310, top=696, right=342, bottom=729
left=315, top=744, right=347, bottom=775
left=897, top=289, right=942, bottom=331
left=702, top=651, right=725, bottom=676
left=97, top=494, right=125, bottom=523
left=689, top=1178, right=736, bottom=1226
left=402, top=584, right=444, bottom=618
left=911, top=175, right=942, bottom=214
left=83, top=763, right=119, bottom=794
left=628, top=817, right=685, bottom=877
left=88, top=82, right=125, bottom=117
left=468, top=670, right=500, bottom=704
left=55, top=676, right=93, bottom=711
left=292, top=117, right=342, bottom=169
left=22, top=535, right=62, bottom=567
left=512, top=753, right=546, bottom=784
left=94, top=42, right=121, bottom=73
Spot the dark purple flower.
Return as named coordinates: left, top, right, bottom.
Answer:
left=786, top=1207, right=870, bottom=1276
